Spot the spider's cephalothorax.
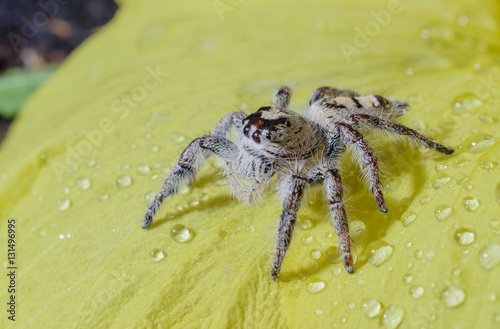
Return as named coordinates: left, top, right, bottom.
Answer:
left=141, top=86, right=454, bottom=280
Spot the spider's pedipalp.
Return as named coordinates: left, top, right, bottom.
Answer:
left=142, top=135, right=239, bottom=229
left=335, top=122, right=388, bottom=213
left=325, top=168, right=353, bottom=273
left=274, top=86, right=292, bottom=109
left=271, top=175, right=307, bottom=280
left=309, top=86, right=360, bottom=106
left=348, top=114, right=454, bottom=155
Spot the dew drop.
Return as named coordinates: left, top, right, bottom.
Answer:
left=325, top=247, right=342, bottom=264
left=117, top=175, right=133, bottom=188
left=453, top=228, right=475, bottom=246
left=365, top=241, right=393, bottom=267
left=431, top=173, right=451, bottom=189
left=414, top=249, right=423, bottom=260
left=148, top=145, right=160, bottom=153
left=347, top=302, right=355, bottom=310
left=57, top=199, right=71, bottom=211
left=172, top=134, right=186, bottom=144
left=477, top=243, right=500, bottom=270
left=170, top=224, right=195, bottom=243
left=138, top=165, right=151, bottom=175
left=401, top=211, right=417, bottom=227
left=460, top=134, right=496, bottom=154
left=441, top=286, right=466, bottom=308
left=350, top=221, right=367, bottom=244
left=306, top=278, right=326, bottom=293
left=452, top=94, right=483, bottom=115
left=480, top=161, right=498, bottom=171
left=434, top=205, right=452, bottom=221
left=332, top=267, right=342, bottom=276
left=150, top=248, right=165, bottom=261
left=455, top=173, right=468, bottom=185
left=462, top=197, right=479, bottom=211
left=362, top=298, right=382, bottom=318
left=98, top=194, right=109, bottom=202
left=435, top=163, right=448, bottom=172
left=410, top=286, right=425, bottom=299
left=297, top=216, right=313, bottom=230
left=402, top=274, right=413, bottom=285
left=76, top=177, right=91, bottom=191
left=310, top=249, right=322, bottom=260
left=302, top=235, right=314, bottom=246
left=379, top=305, right=404, bottom=329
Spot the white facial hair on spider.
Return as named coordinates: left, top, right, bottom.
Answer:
left=141, top=85, right=454, bottom=281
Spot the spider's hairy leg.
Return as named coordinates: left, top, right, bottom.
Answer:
left=142, top=135, right=239, bottom=229
left=274, top=86, right=292, bottom=108
left=325, top=168, right=354, bottom=273
left=247, top=170, right=274, bottom=206
left=271, top=175, right=307, bottom=280
left=198, top=111, right=245, bottom=165
left=348, top=114, right=454, bottom=155
left=335, top=122, right=388, bottom=213
left=309, top=86, right=360, bottom=106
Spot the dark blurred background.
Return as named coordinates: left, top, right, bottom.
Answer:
left=0, top=0, right=118, bottom=143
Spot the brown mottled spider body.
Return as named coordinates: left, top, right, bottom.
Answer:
left=142, top=86, right=453, bottom=280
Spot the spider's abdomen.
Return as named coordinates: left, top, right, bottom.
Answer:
left=304, top=95, right=407, bottom=131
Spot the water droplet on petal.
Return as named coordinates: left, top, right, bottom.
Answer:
left=98, top=194, right=109, bottom=202
left=441, top=286, right=466, bottom=308
left=332, top=267, right=342, bottom=276
left=298, top=216, right=313, bottom=230
left=325, top=246, right=342, bottom=264
left=478, top=243, right=500, bottom=270
left=434, top=205, right=452, bottom=221
left=452, top=94, right=482, bottom=115
left=172, top=134, right=186, bottom=144
left=57, top=199, right=71, bottom=211
left=410, top=286, right=425, bottom=299
left=462, top=197, right=479, bottom=211
left=379, top=305, right=404, bottom=329
left=170, top=224, right=195, bottom=243
left=402, top=274, right=413, bottom=285
left=306, top=278, right=326, bottom=293
left=76, top=177, right=91, bottom=191
left=459, top=134, right=496, bottom=154
left=401, top=211, right=417, bottom=227
left=362, top=298, right=382, bottom=318
left=150, top=248, right=165, bottom=261
left=432, top=173, right=451, bottom=189
left=310, top=249, right=322, bottom=260
left=365, top=241, right=393, bottom=267
left=138, top=165, right=151, bottom=175
left=117, top=175, right=133, bottom=188
left=453, top=228, right=475, bottom=246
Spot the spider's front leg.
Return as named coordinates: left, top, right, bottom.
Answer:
left=271, top=175, right=307, bottom=280
left=325, top=168, right=354, bottom=273
left=142, top=135, right=238, bottom=229
left=309, top=86, right=360, bottom=106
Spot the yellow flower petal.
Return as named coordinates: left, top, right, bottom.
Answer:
left=1, top=0, right=499, bottom=328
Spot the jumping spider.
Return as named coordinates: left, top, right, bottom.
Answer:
left=141, top=86, right=454, bottom=280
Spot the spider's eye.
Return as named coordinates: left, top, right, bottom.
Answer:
left=265, top=132, right=272, bottom=140
left=285, top=120, right=291, bottom=127
left=243, top=125, right=251, bottom=137
left=252, top=131, right=261, bottom=144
